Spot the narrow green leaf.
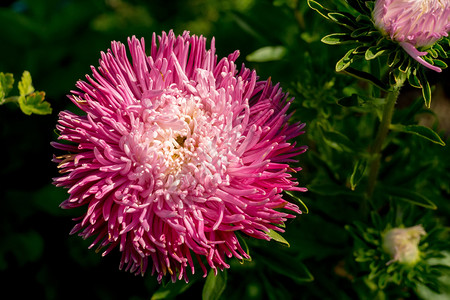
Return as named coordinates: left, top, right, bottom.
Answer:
left=349, top=158, right=367, bottom=190
left=336, top=48, right=356, bottom=72
left=151, top=280, right=193, bottom=300
left=267, top=229, right=290, bottom=247
left=417, top=69, right=432, bottom=107
left=0, top=72, right=14, bottom=99
left=342, top=67, right=390, bottom=91
left=246, top=46, right=287, bottom=62
left=384, top=185, right=437, bottom=209
left=202, top=269, right=227, bottom=300
left=327, top=12, right=356, bottom=29
left=390, top=124, right=445, bottom=146
left=407, top=68, right=421, bottom=88
left=321, top=33, right=355, bottom=45
left=365, top=46, right=388, bottom=60
left=431, top=59, right=448, bottom=69
left=351, top=26, right=371, bottom=38
left=18, top=91, right=52, bottom=115
left=284, top=190, right=308, bottom=214
left=307, top=0, right=330, bottom=19
left=18, top=70, right=35, bottom=96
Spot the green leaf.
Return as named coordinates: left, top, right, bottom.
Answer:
left=432, top=59, right=448, bottom=69
left=327, top=12, right=356, bottom=29
left=246, top=46, right=287, bottom=62
left=365, top=46, right=389, bottom=60
left=307, top=0, right=330, bottom=19
left=202, top=269, right=227, bottom=300
left=349, top=158, right=367, bottom=190
left=151, top=280, right=194, bottom=300
left=284, top=190, right=308, bottom=214
left=342, top=67, right=390, bottom=91
left=321, top=128, right=357, bottom=153
left=408, top=68, right=421, bottom=88
left=336, top=48, right=357, bottom=72
left=0, top=72, right=14, bottom=99
left=417, top=70, right=432, bottom=107
left=18, top=70, right=35, bottom=96
left=18, top=91, right=52, bottom=115
left=390, top=124, right=445, bottom=146
left=321, top=33, right=355, bottom=45
left=384, top=185, right=437, bottom=209
left=267, top=229, right=290, bottom=247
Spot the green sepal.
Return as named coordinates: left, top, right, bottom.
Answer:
left=390, top=124, right=446, bottom=146
left=417, top=70, right=432, bottom=108
left=0, top=72, right=14, bottom=100
left=351, top=26, right=371, bottom=38
left=284, top=190, right=308, bottom=214
left=321, top=33, right=355, bottom=45
left=407, top=68, right=421, bottom=89
left=433, top=43, right=447, bottom=58
left=387, top=51, right=401, bottom=68
left=18, top=91, right=52, bottom=115
left=431, top=59, right=448, bottom=69
left=202, top=269, right=227, bottom=300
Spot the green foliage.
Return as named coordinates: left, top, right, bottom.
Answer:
left=0, top=70, right=52, bottom=115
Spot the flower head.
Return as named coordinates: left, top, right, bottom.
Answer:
left=382, top=225, right=426, bottom=266
left=373, top=0, right=450, bottom=72
left=52, top=30, right=306, bottom=282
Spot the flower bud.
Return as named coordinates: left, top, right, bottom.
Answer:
left=382, top=225, right=426, bottom=266
left=373, top=0, right=450, bottom=72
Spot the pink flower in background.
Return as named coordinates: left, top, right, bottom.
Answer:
left=373, top=0, right=450, bottom=72
left=52, top=30, right=306, bottom=282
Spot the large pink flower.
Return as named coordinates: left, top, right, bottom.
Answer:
left=373, top=0, right=450, bottom=72
left=52, top=31, right=306, bottom=282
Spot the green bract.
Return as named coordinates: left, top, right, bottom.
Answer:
left=308, top=0, right=450, bottom=107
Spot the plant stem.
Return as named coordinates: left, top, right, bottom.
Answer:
left=366, top=75, right=406, bottom=200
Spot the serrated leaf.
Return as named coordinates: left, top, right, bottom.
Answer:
left=321, top=33, right=355, bottom=45
left=0, top=72, right=14, bottom=99
left=151, top=280, right=194, bottom=300
left=384, top=185, right=437, bottom=209
left=267, top=229, right=290, bottom=247
left=284, top=190, right=308, bottom=214
left=246, top=46, right=287, bottom=62
left=18, top=70, right=35, bottom=96
left=336, top=48, right=356, bottom=72
left=18, top=91, right=52, bottom=115
left=390, top=124, right=445, bottom=146
left=202, top=269, right=227, bottom=300
left=350, top=158, right=367, bottom=190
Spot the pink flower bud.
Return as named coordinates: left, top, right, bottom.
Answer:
left=373, top=0, right=450, bottom=72
left=382, top=225, right=426, bottom=266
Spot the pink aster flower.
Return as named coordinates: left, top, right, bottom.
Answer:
left=373, top=0, right=450, bottom=72
left=52, top=30, right=306, bottom=282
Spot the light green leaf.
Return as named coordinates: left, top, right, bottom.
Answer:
left=18, top=91, right=52, bottom=115
left=321, top=33, right=354, bottom=45
left=390, top=124, right=445, bottom=146
left=0, top=72, right=14, bottom=99
left=365, top=46, right=389, bottom=60
left=18, top=70, right=35, bottom=96
left=307, top=0, right=330, bottom=19
left=246, top=46, right=287, bottom=62
left=327, top=12, right=356, bottom=29
left=336, top=48, right=356, bottom=72
left=267, top=229, right=290, bottom=247
left=202, top=269, right=227, bottom=300
left=384, top=185, right=437, bottom=210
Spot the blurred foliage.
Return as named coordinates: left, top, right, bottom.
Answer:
left=1, top=0, right=450, bottom=299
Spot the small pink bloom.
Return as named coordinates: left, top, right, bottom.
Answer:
left=52, top=31, right=306, bottom=282
left=373, top=0, right=450, bottom=72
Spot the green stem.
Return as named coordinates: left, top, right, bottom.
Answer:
left=366, top=74, right=406, bottom=200
left=0, top=96, right=19, bottom=105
